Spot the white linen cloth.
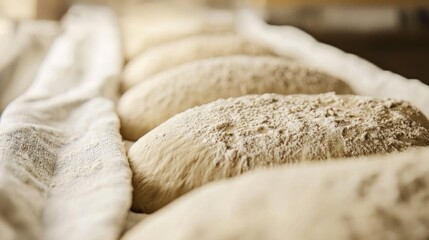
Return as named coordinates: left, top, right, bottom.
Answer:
left=0, top=20, right=59, bottom=112
left=0, top=5, right=132, bottom=240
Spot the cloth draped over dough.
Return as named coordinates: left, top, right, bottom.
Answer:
left=0, top=5, right=132, bottom=240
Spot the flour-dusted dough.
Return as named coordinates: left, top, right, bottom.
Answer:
left=121, top=33, right=274, bottom=91
left=118, top=56, right=354, bottom=140
left=121, top=2, right=233, bottom=60
left=128, top=93, right=429, bottom=213
left=123, top=147, right=429, bottom=240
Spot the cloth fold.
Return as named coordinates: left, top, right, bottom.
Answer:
left=0, top=5, right=132, bottom=240
left=0, top=20, right=59, bottom=112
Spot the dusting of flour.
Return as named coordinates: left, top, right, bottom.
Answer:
left=129, top=92, right=429, bottom=213
left=180, top=93, right=429, bottom=167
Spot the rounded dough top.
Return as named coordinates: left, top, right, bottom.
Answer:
left=129, top=93, right=429, bottom=213
left=121, top=33, right=274, bottom=91
left=119, top=56, right=354, bottom=140
left=124, top=147, right=429, bottom=240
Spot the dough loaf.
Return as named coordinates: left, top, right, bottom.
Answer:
left=121, top=33, right=274, bottom=91
left=123, top=147, right=429, bottom=240
left=128, top=93, right=429, bottom=213
left=119, top=56, right=354, bottom=140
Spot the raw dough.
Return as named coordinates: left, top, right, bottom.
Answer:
left=119, top=56, right=354, bottom=140
left=123, top=147, right=429, bottom=240
left=121, top=33, right=274, bottom=91
left=128, top=93, right=429, bottom=213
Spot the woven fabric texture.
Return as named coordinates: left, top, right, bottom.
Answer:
left=0, top=5, right=132, bottom=240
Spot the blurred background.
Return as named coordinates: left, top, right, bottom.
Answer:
left=1, top=0, right=428, bottom=111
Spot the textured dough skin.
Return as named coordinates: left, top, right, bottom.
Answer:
left=121, top=33, right=274, bottom=91
left=118, top=56, right=354, bottom=141
left=123, top=147, right=429, bottom=240
left=128, top=93, right=429, bottom=213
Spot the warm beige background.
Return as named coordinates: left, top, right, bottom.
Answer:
left=0, top=0, right=66, bottom=20
left=252, top=0, right=429, bottom=7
